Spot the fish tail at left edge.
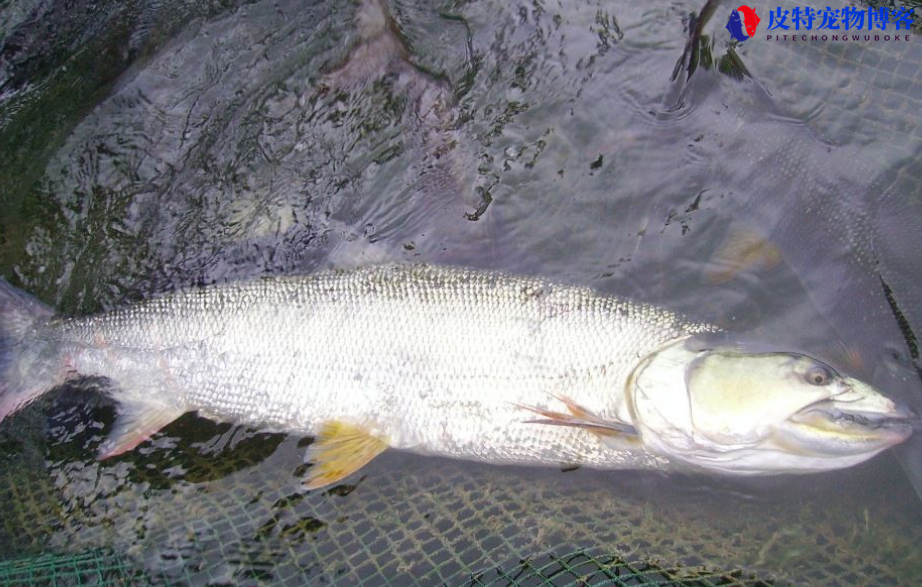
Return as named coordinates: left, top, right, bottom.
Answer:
left=0, top=278, right=62, bottom=424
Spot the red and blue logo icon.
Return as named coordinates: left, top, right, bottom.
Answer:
left=726, top=6, right=761, bottom=41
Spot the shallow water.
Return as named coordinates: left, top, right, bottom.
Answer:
left=1, top=0, right=921, bottom=585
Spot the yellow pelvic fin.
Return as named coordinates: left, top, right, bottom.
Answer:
left=518, top=395, right=638, bottom=437
left=303, top=421, right=389, bottom=490
left=704, top=228, right=782, bottom=284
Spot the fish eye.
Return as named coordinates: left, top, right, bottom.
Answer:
left=805, top=365, right=833, bottom=386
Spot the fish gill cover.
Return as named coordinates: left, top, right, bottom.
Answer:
left=726, top=6, right=762, bottom=42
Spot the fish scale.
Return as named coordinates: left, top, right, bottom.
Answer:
left=44, top=264, right=706, bottom=468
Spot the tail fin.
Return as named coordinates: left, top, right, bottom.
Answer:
left=0, top=278, right=58, bottom=424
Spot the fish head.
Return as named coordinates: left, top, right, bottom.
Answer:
left=628, top=336, right=914, bottom=475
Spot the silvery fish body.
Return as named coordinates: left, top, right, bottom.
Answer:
left=2, top=264, right=910, bottom=483
left=32, top=265, right=710, bottom=469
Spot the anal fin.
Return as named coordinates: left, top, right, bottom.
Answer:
left=97, top=400, right=186, bottom=459
left=304, top=421, right=389, bottom=490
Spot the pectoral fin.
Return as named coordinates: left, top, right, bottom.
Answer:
left=518, top=395, right=638, bottom=437
left=97, top=400, right=186, bottom=459
left=303, top=421, right=389, bottom=490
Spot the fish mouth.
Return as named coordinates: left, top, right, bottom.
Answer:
left=790, top=395, right=916, bottom=446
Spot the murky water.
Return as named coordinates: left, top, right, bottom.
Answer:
left=1, top=0, right=921, bottom=585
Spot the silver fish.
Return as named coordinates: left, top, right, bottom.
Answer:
left=0, top=264, right=912, bottom=488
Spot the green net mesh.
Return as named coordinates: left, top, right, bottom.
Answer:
left=0, top=550, right=775, bottom=587
left=0, top=549, right=779, bottom=587
left=461, top=551, right=776, bottom=587
left=0, top=550, right=147, bottom=587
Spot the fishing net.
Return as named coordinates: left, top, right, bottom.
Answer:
left=0, top=549, right=776, bottom=587
left=0, top=550, right=147, bottom=587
